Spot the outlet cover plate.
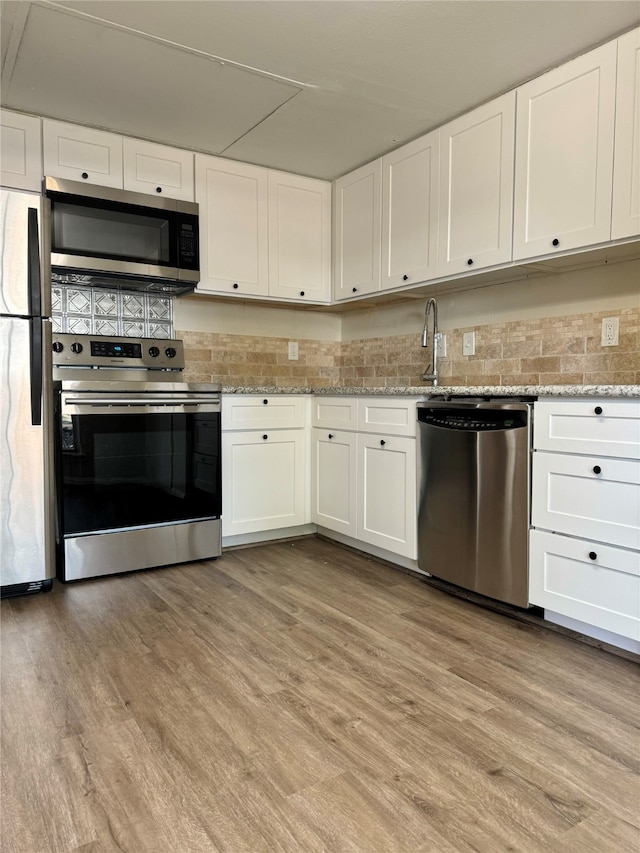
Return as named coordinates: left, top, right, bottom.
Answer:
left=288, top=341, right=299, bottom=360
left=463, top=331, right=475, bottom=356
left=601, top=317, right=619, bottom=347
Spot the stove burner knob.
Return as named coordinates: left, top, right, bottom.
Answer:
left=52, top=341, right=64, bottom=353
left=70, top=342, right=83, bottom=354
left=165, top=347, right=177, bottom=359
left=148, top=346, right=160, bottom=358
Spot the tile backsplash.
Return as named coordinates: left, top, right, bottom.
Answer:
left=179, top=306, right=640, bottom=388
left=52, top=283, right=174, bottom=339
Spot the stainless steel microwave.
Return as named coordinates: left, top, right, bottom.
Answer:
left=45, top=177, right=200, bottom=295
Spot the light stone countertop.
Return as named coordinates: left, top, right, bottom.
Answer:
left=221, top=384, right=640, bottom=398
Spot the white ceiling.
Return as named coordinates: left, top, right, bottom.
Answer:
left=1, top=1, right=639, bottom=180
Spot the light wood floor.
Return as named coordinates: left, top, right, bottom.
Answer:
left=1, top=537, right=639, bottom=853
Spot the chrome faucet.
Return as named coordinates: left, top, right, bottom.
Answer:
left=421, top=297, right=442, bottom=385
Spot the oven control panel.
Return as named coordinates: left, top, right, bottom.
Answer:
left=52, top=334, right=185, bottom=370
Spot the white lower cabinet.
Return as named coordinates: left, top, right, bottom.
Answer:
left=222, top=429, right=306, bottom=537
left=311, top=428, right=357, bottom=537
left=530, top=398, right=640, bottom=644
left=312, top=397, right=417, bottom=560
left=357, top=433, right=416, bottom=558
left=530, top=530, right=640, bottom=642
left=221, top=395, right=308, bottom=538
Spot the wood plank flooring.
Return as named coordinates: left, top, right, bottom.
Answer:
left=1, top=536, right=639, bottom=852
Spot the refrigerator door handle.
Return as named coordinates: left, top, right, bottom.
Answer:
left=27, top=207, right=42, bottom=317
left=30, top=317, right=43, bottom=426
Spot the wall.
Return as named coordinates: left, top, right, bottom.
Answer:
left=176, top=259, right=640, bottom=387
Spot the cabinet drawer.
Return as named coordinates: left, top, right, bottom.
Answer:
left=529, top=529, right=640, bottom=641
left=311, top=397, right=358, bottom=429
left=222, top=395, right=306, bottom=430
left=532, top=451, right=640, bottom=549
left=357, top=398, right=418, bottom=436
left=533, top=400, right=640, bottom=459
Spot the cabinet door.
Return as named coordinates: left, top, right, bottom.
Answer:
left=195, top=154, right=269, bottom=297
left=123, top=138, right=194, bottom=201
left=513, top=42, right=616, bottom=260
left=357, top=433, right=416, bottom=558
left=381, top=131, right=439, bottom=290
left=333, top=159, right=382, bottom=300
left=268, top=171, right=331, bottom=303
left=311, top=428, right=357, bottom=536
left=0, top=110, right=42, bottom=191
left=531, top=451, right=640, bottom=550
left=529, top=529, right=640, bottom=641
left=438, top=92, right=515, bottom=276
left=42, top=119, right=123, bottom=188
left=222, top=430, right=306, bottom=537
left=612, top=27, right=640, bottom=240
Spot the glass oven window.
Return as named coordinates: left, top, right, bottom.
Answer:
left=60, top=411, right=221, bottom=535
left=52, top=200, right=172, bottom=265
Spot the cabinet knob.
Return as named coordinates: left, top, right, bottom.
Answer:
left=467, top=258, right=473, bottom=266
left=593, top=465, right=602, bottom=475
left=352, top=287, right=358, bottom=293
left=552, top=238, right=560, bottom=247
left=300, top=291, right=305, bottom=296
left=588, top=551, right=598, bottom=561
left=232, top=283, right=239, bottom=289
left=263, top=399, right=268, bottom=404
left=380, top=439, right=386, bottom=446
left=403, top=274, right=409, bottom=281
left=262, top=434, right=268, bottom=440
left=594, top=406, right=603, bottom=416
left=328, top=433, right=334, bottom=439
left=81, top=172, right=88, bottom=180
left=156, top=186, right=162, bottom=193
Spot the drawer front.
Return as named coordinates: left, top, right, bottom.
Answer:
left=534, top=400, right=640, bottom=459
left=529, top=529, right=640, bottom=641
left=222, top=395, right=306, bottom=430
left=357, top=398, right=418, bottom=437
left=311, top=397, right=358, bottom=429
left=531, top=451, right=640, bottom=549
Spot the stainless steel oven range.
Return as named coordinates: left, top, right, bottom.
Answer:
left=53, top=334, right=221, bottom=582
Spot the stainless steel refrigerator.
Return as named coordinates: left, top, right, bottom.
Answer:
left=0, top=188, right=55, bottom=597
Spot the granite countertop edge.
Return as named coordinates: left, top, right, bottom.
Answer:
left=221, top=384, right=640, bottom=398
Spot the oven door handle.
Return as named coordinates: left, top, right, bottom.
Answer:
left=62, top=398, right=221, bottom=407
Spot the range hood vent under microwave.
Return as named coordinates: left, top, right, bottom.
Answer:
left=50, top=269, right=195, bottom=296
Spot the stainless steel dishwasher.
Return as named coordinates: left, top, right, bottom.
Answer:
left=417, top=399, right=533, bottom=608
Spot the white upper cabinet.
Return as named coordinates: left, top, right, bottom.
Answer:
left=612, top=27, right=640, bottom=240
left=381, top=131, right=439, bottom=290
left=333, top=159, right=382, bottom=300
left=195, top=154, right=269, bottom=297
left=438, top=92, right=515, bottom=276
left=0, top=110, right=42, bottom=191
left=122, top=138, right=194, bottom=201
left=268, top=170, right=331, bottom=303
left=43, top=119, right=123, bottom=188
left=513, top=42, right=617, bottom=260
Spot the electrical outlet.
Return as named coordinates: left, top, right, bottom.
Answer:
left=462, top=331, right=475, bottom=357
left=601, top=317, right=619, bottom=347
left=288, top=341, right=299, bottom=360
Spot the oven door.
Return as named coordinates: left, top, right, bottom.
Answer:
left=56, top=387, right=222, bottom=581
